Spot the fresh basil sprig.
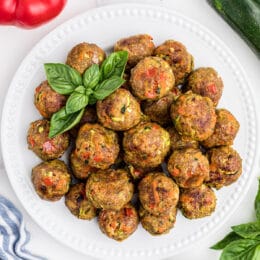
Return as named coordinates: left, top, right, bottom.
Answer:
left=211, top=178, right=260, bottom=259
left=45, top=51, right=128, bottom=138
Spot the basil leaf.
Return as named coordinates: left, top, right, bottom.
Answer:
left=211, top=232, right=242, bottom=250
left=74, top=85, right=85, bottom=94
left=100, top=51, right=128, bottom=80
left=44, top=63, right=82, bottom=95
left=85, top=88, right=94, bottom=96
left=100, top=53, right=115, bottom=80
left=220, top=239, right=259, bottom=260
left=93, top=76, right=125, bottom=100
left=253, top=244, right=260, bottom=260
left=232, top=222, right=260, bottom=239
left=255, top=178, right=260, bottom=221
left=88, top=95, right=97, bottom=105
left=66, top=91, right=88, bottom=115
left=83, top=64, right=101, bottom=89
left=49, top=107, right=84, bottom=138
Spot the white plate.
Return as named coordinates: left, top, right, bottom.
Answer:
left=1, top=3, right=258, bottom=259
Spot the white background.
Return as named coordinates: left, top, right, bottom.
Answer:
left=0, top=0, right=259, bottom=260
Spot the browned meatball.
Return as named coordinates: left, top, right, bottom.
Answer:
left=202, top=109, right=240, bottom=148
left=75, top=123, right=119, bottom=170
left=154, top=40, right=194, bottom=86
left=34, top=81, right=67, bottom=119
left=206, top=146, right=242, bottom=189
left=138, top=173, right=179, bottom=216
left=179, top=184, right=216, bottom=219
left=123, top=122, right=170, bottom=168
left=65, top=183, right=96, bottom=220
left=167, top=126, right=199, bottom=150
left=96, top=88, right=141, bottom=131
left=186, top=67, right=223, bottom=106
left=139, top=206, right=177, bottom=235
left=99, top=203, right=138, bottom=241
left=66, top=42, right=106, bottom=74
left=130, top=56, right=175, bottom=100
left=171, top=91, right=216, bottom=141
left=114, top=34, right=155, bottom=68
left=70, top=150, right=98, bottom=180
left=86, top=169, right=134, bottom=210
left=143, top=87, right=181, bottom=126
left=168, top=148, right=209, bottom=188
left=32, top=160, right=70, bottom=201
left=27, top=119, right=69, bottom=161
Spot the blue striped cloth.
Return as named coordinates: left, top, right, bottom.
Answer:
left=0, top=195, right=45, bottom=260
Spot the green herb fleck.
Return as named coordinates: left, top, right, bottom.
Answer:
left=144, top=126, right=151, bottom=131
left=121, top=105, right=126, bottom=114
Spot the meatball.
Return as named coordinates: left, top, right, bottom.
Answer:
left=130, top=56, right=175, bottom=101
left=34, top=80, right=67, bottom=119
left=168, top=148, right=209, bottom=188
left=32, top=160, right=70, bottom=201
left=154, top=40, right=194, bottom=86
left=123, top=122, right=170, bottom=168
left=70, top=150, right=97, bottom=180
left=138, top=172, right=179, bottom=216
left=98, top=203, right=138, bottom=241
left=179, top=184, right=216, bottom=219
left=186, top=67, right=223, bottom=106
left=27, top=119, right=69, bottom=161
left=65, top=183, right=96, bottom=220
left=167, top=126, right=198, bottom=150
left=114, top=34, right=155, bottom=68
left=206, top=146, right=242, bottom=189
left=202, top=109, right=240, bottom=148
left=171, top=91, right=216, bottom=141
left=143, top=87, right=181, bottom=126
left=96, top=88, right=141, bottom=131
left=86, top=169, right=134, bottom=210
left=139, top=206, right=177, bottom=235
left=75, top=123, right=119, bottom=170
left=70, top=106, right=98, bottom=138
left=66, top=42, right=106, bottom=74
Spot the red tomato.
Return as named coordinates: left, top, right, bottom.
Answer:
left=0, top=0, right=67, bottom=28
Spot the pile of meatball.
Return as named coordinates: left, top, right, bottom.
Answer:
left=27, top=34, right=241, bottom=241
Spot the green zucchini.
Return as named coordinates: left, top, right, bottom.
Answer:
left=209, top=0, right=260, bottom=57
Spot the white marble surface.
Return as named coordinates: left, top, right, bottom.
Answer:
left=0, top=0, right=259, bottom=259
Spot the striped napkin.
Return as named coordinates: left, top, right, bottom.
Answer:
left=0, top=195, right=45, bottom=260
